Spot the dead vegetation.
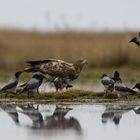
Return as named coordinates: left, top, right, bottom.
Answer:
left=0, top=29, right=139, bottom=72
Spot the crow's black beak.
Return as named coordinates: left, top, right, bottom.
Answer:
left=129, top=39, right=133, bottom=43
left=129, top=38, right=136, bottom=43
left=132, top=86, right=136, bottom=89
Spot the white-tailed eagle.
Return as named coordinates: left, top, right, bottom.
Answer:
left=24, top=59, right=87, bottom=81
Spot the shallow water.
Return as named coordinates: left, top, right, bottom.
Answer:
left=1, top=103, right=140, bottom=140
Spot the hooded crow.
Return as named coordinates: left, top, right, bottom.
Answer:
left=0, top=71, right=22, bottom=97
left=114, top=81, right=136, bottom=97
left=53, top=77, right=73, bottom=92
left=132, top=83, right=140, bottom=91
left=129, top=32, right=140, bottom=47
left=101, top=74, right=115, bottom=93
left=20, top=74, right=46, bottom=98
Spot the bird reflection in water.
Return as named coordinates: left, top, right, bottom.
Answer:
left=18, top=104, right=81, bottom=132
left=18, top=104, right=43, bottom=128
left=101, top=106, right=133, bottom=125
left=0, top=103, right=19, bottom=124
left=133, top=107, right=140, bottom=114
left=44, top=106, right=81, bottom=131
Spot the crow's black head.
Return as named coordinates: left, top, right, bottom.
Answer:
left=101, top=74, right=107, bottom=79
left=132, top=83, right=140, bottom=90
left=33, top=74, right=46, bottom=80
left=129, top=37, right=136, bottom=43
left=114, top=71, right=120, bottom=77
left=129, top=37, right=140, bottom=46
left=15, top=71, right=22, bottom=79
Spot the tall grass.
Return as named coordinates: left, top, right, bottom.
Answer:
left=0, top=29, right=139, bottom=71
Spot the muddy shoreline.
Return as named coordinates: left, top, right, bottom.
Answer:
left=1, top=98, right=140, bottom=106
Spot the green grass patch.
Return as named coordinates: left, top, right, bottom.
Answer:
left=0, top=89, right=126, bottom=100
left=0, top=90, right=139, bottom=103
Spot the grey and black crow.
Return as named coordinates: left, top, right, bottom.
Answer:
left=114, top=81, right=136, bottom=97
left=0, top=71, right=22, bottom=97
left=101, top=74, right=115, bottom=93
left=20, top=74, right=46, bottom=98
left=129, top=32, right=140, bottom=47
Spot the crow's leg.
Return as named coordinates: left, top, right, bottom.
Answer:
left=56, top=87, right=58, bottom=92
left=28, top=91, right=30, bottom=98
left=37, top=88, right=39, bottom=94
left=31, top=92, right=34, bottom=98
left=36, top=105, right=39, bottom=110
left=14, top=92, right=18, bottom=96
left=66, top=87, right=68, bottom=91
left=5, top=93, right=8, bottom=98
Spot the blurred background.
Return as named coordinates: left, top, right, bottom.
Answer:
left=0, top=0, right=140, bottom=82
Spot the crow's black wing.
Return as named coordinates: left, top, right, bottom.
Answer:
left=116, top=86, right=135, bottom=93
left=1, top=81, right=18, bottom=91
left=23, top=82, right=40, bottom=91
left=19, top=83, right=27, bottom=87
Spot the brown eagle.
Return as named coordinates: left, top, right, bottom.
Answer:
left=24, top=59, right=87, bottom=80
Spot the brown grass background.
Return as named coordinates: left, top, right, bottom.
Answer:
left=0, top=29, right=139, bottom=71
